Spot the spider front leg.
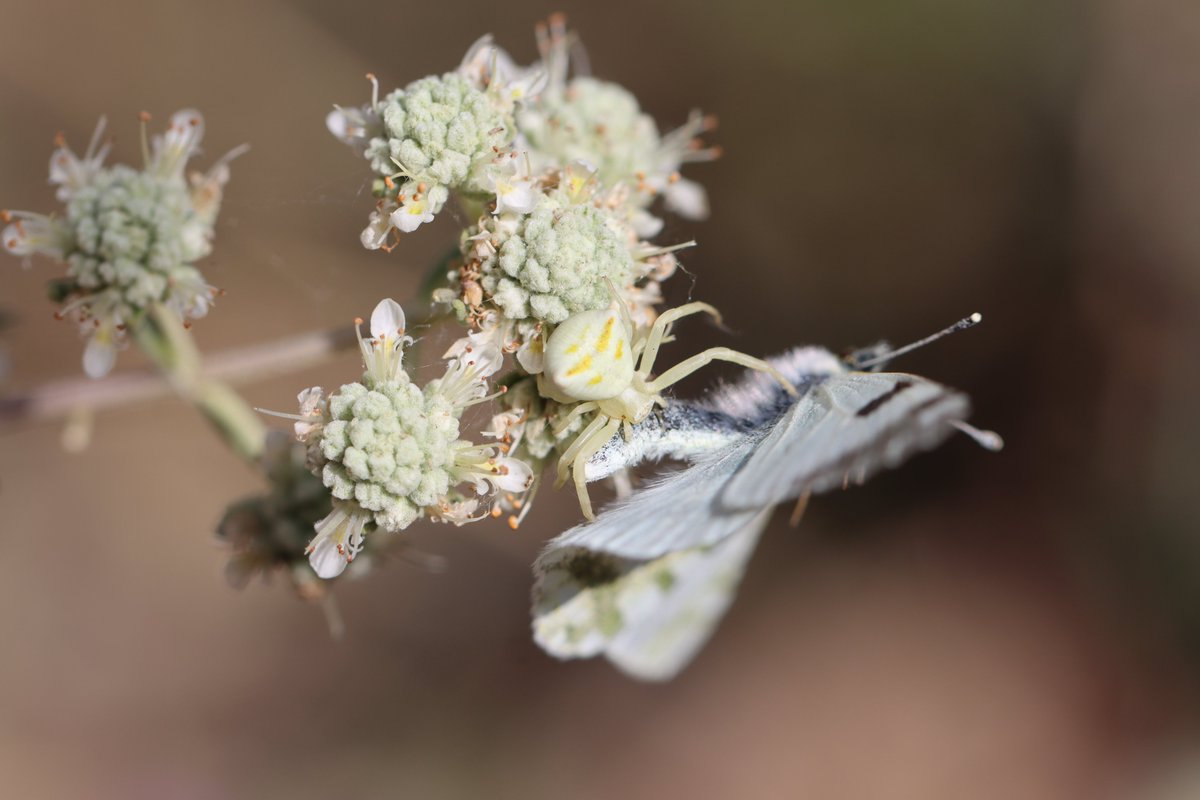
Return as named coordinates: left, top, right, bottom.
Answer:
left=552, top=400, right=599, bottom=436
left=570, top=416, right=623, bottom=520
left=647, top=347, right=799, bottom=397
left=638, top=302, right=722, bottom=370
left=555, top=412, right=610, bottom=486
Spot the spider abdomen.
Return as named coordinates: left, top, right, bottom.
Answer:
left=543, top=309, right=635, bottom=401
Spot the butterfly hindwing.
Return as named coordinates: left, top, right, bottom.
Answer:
left=532, top=508, right=771, bottom=681
left=556, top=430, right=766, bottom=561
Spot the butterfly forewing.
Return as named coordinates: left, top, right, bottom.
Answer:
left=719, top=372, right=970, bottom=510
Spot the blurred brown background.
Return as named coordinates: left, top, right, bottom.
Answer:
left=3, top=0, right=1200, bottom=797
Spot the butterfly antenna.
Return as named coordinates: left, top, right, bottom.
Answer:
left=854, top=313, right=983, bottom=370
left=951, top=420, right=1004, bottom=451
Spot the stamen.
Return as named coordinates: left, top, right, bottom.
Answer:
left=253, top=408, right=310, bottom=422
left=138, top=111, right=152, bottom=167
left=85, top=115, right=108, bottom=161
left=460, top=384, right=507, bottom=408
left=365, top=72, right=380, bottom=109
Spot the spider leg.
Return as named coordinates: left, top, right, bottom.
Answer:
left=606, top=278, right=636, bottom=341
left=555, top=413, right=611, bottom=487
left=638, top=302, right=723, bottom=373
left=552, top=400, right=599, bottom=436
left=646, top=347, right=799, bottom=396
left=572, top=417, right=623, bottom=520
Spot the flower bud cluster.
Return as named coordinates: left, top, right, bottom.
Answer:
left=288, top=300, right=533, bottom=578
left=2, top=110, right=243, bottom=377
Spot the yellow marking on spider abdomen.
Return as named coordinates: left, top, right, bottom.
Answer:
left=614, top=340, right=624, bottom=359
left=595, top=317, right=615, bottom=353
left=565, top=354, right=594, bottom=377
left=588, top=375, right=604, bottom=386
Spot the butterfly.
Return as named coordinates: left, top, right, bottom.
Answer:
left=531, top=315, right=1002, bottom=680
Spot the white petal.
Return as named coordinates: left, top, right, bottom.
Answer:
left=169, top=109, right=205, bottom=144
left=664, top=178, right=709, bottom=220
left=308, top=537, right=349, bottom=579
left=152, top=109, right=205, bottom=178
left=360, top=211, right=391, bottom=250
left=82, top=336, right=117, bottom=379
left=326, top=108, right=354, bottom=141
left=494, top=456, right=534, bottom=493
left=389, top=203, right=434, bottom=233
left=458, top=34, right=497, bottom=83
left=496, top=181, right=538, bottom=215
left=631, top=210, right=664, bottom=239
left=1, top=223, right=29, bottom=256
left=466, top=343, right=503, bottom=377
left=515, top=338, right=544, bottom=374
left=511, top=68, right=549, bottom=101
left=297, top=386, right=324, bottom=413
left=326, top=105, right=379, bottom=146
left=370, top=298, right=406, bottom=338
left=442, top=335, right=472, bottom=360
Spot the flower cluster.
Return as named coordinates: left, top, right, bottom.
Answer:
left=328, top=17, right=711, bottom=271
left=3, top=110, right=244, bottom=377
left=287, top=299, right=532, bottom=578
left=328, top=37, right=545, bottom=249
left=323, top=16, right=719, bottom=528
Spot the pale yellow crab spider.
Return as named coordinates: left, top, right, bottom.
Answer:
left=540, top=294, right=799, bottom=520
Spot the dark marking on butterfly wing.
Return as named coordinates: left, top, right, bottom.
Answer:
left=854, top=379, right=913, bottom=417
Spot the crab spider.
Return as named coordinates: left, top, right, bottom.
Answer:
left=540, top=295, right=798, bottom=520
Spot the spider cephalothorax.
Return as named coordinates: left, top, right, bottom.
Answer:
left=540, top=294, right=797, bottom=519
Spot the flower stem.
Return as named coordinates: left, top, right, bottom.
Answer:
left=133, top=303, right=266, bottom=462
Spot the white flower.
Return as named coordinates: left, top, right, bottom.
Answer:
left=1, top=210, right=71, bottom=263
left=388, top=193, right=436, bottom=233
left=326, top=104, right=382, bottom=149
left=48, top=117, right=110, bottom=201
left=306, top=502, right=370, bottom=579
left=82, top=322, right=123, bottom=379
left=429, top=497, right=485, bottom=526
left=451, top=444, right=534, bottom=496
left=360, top=207, right=393, bottom=250
left=458, top=34, right=548, bottom=108
left=355, top=297, right=410, bottom=384
left=293, top=387, right=326, bottom=441
left=149, top=109, right=206, bottom=181
left=489, top=157, right=538, bottom=216
left=189, top=142, right=250, bottom=227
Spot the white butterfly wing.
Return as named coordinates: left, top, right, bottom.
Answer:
left=532, top=509, right=770, bottom=681
left=721, top=372, right=970, bottom=510
left=551, top=431, right=766, bottom=560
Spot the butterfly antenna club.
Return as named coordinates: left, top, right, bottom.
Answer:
left=854, top=312, right=983, bottom=370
